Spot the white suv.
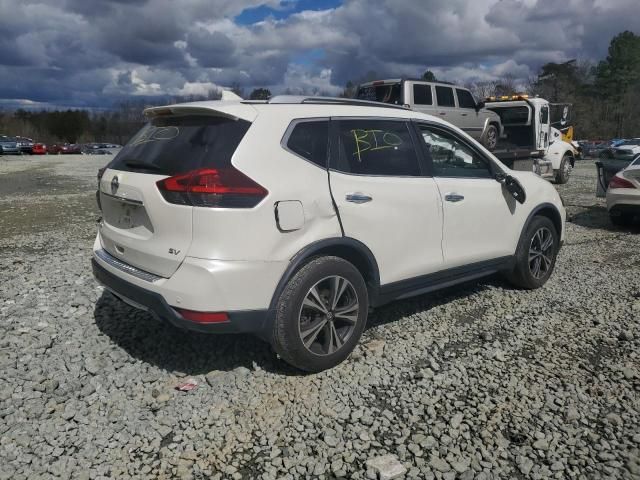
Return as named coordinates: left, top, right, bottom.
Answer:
left=92, top=96, right=566, bottom=372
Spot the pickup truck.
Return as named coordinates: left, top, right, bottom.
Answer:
left=355, top=79, right=503, bottom=151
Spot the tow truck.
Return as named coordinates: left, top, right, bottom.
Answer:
left=484, top=95, right=578, bottom=184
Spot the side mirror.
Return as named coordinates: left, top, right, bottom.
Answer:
left=496, top=173, right=526, bottom=204
left=475, top=101, right=485, bottom=111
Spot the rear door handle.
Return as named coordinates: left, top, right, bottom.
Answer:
left=444, top=193, right=465, bottom=203
left=345, top=193, right=372, bottom=204
left=461, top=113, right=468, bottom=116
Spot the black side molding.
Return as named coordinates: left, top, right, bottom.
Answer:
left=374, top=256, right=514, bottom=307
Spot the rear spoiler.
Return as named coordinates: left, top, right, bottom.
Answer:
left=143, top=102, right=258, bottom=122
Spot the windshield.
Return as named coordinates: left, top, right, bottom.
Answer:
left=108, top=115, right=251, bottom=175
left=356, top=83, right=402, bottom=104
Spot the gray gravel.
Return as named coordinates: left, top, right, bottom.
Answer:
left=1, top=155, right=639, bottom=479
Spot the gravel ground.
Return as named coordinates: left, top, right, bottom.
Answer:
left=1, top=155, right=639, bottom=480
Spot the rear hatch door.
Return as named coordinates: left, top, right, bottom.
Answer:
left=98, top=110, right=253, bottom=278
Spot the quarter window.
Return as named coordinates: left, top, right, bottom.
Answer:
left=456, top=89, right=476, bottom=109
left=435, top=86, right=455, bottom=107
left=286, top=120, right=329, bottom=168
left=418, top=125, right=492, bottom=178
left=413, top=84, right=433, bottom=105
left=335, top=120, right=420, bottom=177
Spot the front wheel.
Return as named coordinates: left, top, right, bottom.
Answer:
left=482, top=124, right=499, bottom=151
left=271, top=256, right=368, bottom=372
left=555, top=154, right=572, bottom=184
left=505, top=216, right=559, bottom=289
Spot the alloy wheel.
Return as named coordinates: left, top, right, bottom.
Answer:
left=298, top=275, right=359, bottom=356
left=529, top=227, right=554, bottom=279
left=486, top=128, right=497, bottom=149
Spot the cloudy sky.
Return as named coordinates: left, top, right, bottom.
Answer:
left=0, top=0, right=638, bottom=109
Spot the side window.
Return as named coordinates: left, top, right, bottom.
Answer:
left=435, top=86, right=455, bottom=107
left=335, top=120, right=420, bottom=177
left=285, top=120, right=328, bottom=168
left=413, top=84, right=432, bottom=105
left=456, top=89, right=476, bottom=109
left=540, top=106, right=549, bottom=124
left=418, top=125, right=493, bottom=178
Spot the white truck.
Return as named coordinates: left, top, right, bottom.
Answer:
left=484, top=96, right=577, bottom=184
left=355, top=78, right=577, bottom=183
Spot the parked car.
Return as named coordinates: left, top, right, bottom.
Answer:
left=92, top=95, right=566, bottom=372
left=49, top=143, right=82, bottom=154
left=82, top=143, right=114, bottom=155
left=16, top=136, right=34, bottom=154
left=610, top=139, right=640, bottom=161
left=355, top=79, right=503, bottom=151
left=606, top=154, right=640, bottom=226
left=32, top=143, right=48, bottom=155
left=0, top=135, right=20, bottom=154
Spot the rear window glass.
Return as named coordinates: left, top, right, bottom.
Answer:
left=435, top=86, right=455, bottom=107
left=109, top=115, right=251, bottom=175
left=491, top=106, right=530, bottom=125
left=285, top=120, right=328, bottom=168
left=356, top=84, right=402, bottom=104
left=413, top=84, right=432, bottom=105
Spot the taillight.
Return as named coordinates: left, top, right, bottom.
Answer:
left=156, top=167, right=267, bottom=208
left=608, top=175, right=635, bottom=189
left=176, top=309, right=229, bottom=324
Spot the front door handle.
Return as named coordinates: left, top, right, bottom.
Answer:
left=345, top=193, right=372, bottom=204
left=444, top=193, right=465, bottom=203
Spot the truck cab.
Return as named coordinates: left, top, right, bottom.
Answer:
left=356, top=79, right=503, bottom=151
left=485, top=96, right=577, bottom=184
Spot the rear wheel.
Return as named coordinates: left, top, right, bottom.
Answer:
left=505, top=216, right=559, bottom=289
left=272, top=256, right=368, bottom=372
left=482, top=124, right=499, bottom=151
left=555, top=154, right=572, bottom=184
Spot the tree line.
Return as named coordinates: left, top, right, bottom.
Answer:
left=0, top=30, right=637, bottom=144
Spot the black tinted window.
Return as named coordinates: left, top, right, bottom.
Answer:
left=418, top=126, right=492, bottom=178
left=109, top=115, right=250, bottom=175
left=285, top=120, right=328, bottom=168
left=356, top=84, right=402, bottom=104
left=435, top=86, right=455, bottom=107
left=413, top=84, right=432, bottom=105
left=335, top=120, right=420, bottom=176
left=456, top=89, right=476, bottom=109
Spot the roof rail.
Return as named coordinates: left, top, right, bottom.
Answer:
left=265, top=95, right=409, bottom=110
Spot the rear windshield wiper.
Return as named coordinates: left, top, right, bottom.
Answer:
left=124, top=160, right=163, bottom=172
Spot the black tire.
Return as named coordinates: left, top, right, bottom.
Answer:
left=555, top=154, right=571, bottom=184
left=271, top=256, right=368, bottom=372
left=482, top=124, right=499, bottom=151
left=610, top=213, right=633, bottom=227
left=505, top=216, right=559, bottom=289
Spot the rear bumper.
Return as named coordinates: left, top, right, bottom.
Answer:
left=92, top=258, right=269, bottom=334
left=607, top=191, right=640, bottom=215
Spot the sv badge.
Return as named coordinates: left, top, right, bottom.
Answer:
left=168, top=248, right=181, bottom=256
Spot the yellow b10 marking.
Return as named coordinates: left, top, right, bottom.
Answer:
left=351, top=129, right=403, bottom=162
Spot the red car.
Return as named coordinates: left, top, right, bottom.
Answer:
left=32, top=143, right=47, bottom=155
left=49, top=143, right=82, bottom=154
